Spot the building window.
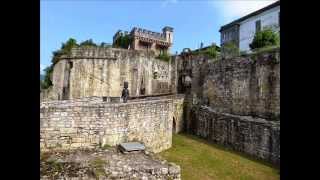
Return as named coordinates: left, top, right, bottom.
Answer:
left=255, top=20, right=261, bottom=32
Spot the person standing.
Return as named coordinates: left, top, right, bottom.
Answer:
left=121, top=81, right=130, bottom=103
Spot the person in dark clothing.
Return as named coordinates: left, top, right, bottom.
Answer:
left=121, top=81, right=129, bottom=103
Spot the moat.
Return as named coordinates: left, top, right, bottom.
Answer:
left=41, top=134, right=279, bottom=180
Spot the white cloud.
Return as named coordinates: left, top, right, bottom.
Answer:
left=210, top=0, right=278, bottom=22
left=161, top=0, right=178, bottom=8
left=40, top=64, right=47, bottom=74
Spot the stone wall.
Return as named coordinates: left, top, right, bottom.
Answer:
left=43, top=47, right=176, bottom=101
left=177, top=48, right=280, bottom=164
left=178, top=48, right=280, bottom=120
left=40, top=95, right=184, bottom=153
left=202, top=49, right=280, bottom=119
left=190, top=106, right=280, bottom=165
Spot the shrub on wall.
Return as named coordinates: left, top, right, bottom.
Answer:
left=203, top=46, right=217, bottom=59
left=113, top=34, right=132, bottom=49
left=249, top=28, right=279, bottom=50
left=192, top=46, right=218, bottom=59
left=52, top=38, right=79, bottom=64
left=41, top=65, right=54, bottom=89
left=221, top=42, right=239, bottom=59
left=156, top=52, right=171, bottom=62
left=79, top=39, right=98, bottom=47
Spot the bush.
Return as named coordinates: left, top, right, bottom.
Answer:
left=191, top=45, right=218, bottom=59
left=79, top=39, right=98, bottom=47
left=41, top=65, right=54, bottom=89
left=249, top=29, right=279, bottom=50
left=51, top=38, right=79, bottom=64
left=221, top=42, right=239, bottom=58
left=113, top=34, right=132, bottom=49
left=203, top=46, right=217, bottom=58
left=156, top=52, right=171, bottom=62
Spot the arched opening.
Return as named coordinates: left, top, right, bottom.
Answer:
left=173, top=117, right=176, bottom=134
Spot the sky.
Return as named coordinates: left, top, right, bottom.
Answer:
left=40, top=0, right=277, bottom=74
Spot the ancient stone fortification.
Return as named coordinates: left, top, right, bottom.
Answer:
left=191, top=106, right=280, bottom=164
left=177, top=48, right=280, bottom=164
left=178, top=48, right=280, bottom=120
left=43, top=47, right=176, bottom=101
left=40, top=95, right=184, bottom=153
left=41, top=45, right=280, bottom=165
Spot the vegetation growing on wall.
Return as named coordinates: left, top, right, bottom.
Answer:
left=79, top=39, right=98, bottom=47
left=112, top=34, right=132, bottom=49
left=201, top=46, right=218, bottom=59
left=191, top=45, right=219, bottom=59
left=52, top=38, right=79, bottom=64
left=40, top=65, right=54, bottom=89
left=249, top=29, right=279, bottom=50
left=156, top=52, right=171, bottom=62
left=43, top=38, right=111, bottom=90
left=221, top=42, right=239, bottom=59
left=51, top=38, right=110, bottom=64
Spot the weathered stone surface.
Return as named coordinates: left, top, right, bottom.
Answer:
left=119, top=142, right=145, bottom=152
left=190, top=105, right=280, bottom=165
left=178, top=48, right=280, bottom=120
left=176, top=48, right=280, bottom=165
left=42, top=47, right=177, bottom=101
left=40, top=95, right=185, bottom=153
left=40, top=148, right=181, bottom=180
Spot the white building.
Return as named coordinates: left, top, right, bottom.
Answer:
left=220, top=1, right=280, bottom=52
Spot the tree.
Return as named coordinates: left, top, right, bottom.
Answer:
left=79, top=39, right=98, bottom=47
left=113, top=34, right=132, bottom=49
left=52, top=38, right=79, bottom=64
left=61, top=38, right=79, bottom=52
left=41, top=65, right=54, bottom=89
left=249, top=28, right=279, bottom=50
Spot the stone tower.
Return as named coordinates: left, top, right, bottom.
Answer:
left=162, top=26, right=174, bottom=44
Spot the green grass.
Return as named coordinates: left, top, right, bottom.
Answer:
left=88, top=157, right=109, bottom=178
left=159, top=134, right=279, bottom=180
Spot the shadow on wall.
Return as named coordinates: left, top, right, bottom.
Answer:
left=172, top=117, right=176, bottom=134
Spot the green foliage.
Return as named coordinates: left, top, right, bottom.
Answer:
left=88, top=158, right=108, bottom=178
left=113, top=34, right=132, bottom=49
left=61, top=38, right=78, bottom=52
left=156, top=52, right=171, bottom=62
left=221, top=42, right=239, bottom=59
left=249, top=29, right=280, bottom=50
left=101, top=144, right=111, bottom=150
left=203, top=46, right=217, bottom=58
left=41, top=65, right=54, bottom=89
left=51, top=38, right=79, bottom=64
left=192, top=46, right=217, bottom=59
left=79, top=39, right=98, bottom=47
left=240, top=50, right=248, bottom=56
left=44, top=38, right=113, bottom=90
left=250, top=45, right=280, bottom=55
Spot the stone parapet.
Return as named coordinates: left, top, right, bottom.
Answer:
left=40, top=96, right=185, bottom=153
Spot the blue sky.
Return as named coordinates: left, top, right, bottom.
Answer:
left=41, top=0, right=277, bottom=73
